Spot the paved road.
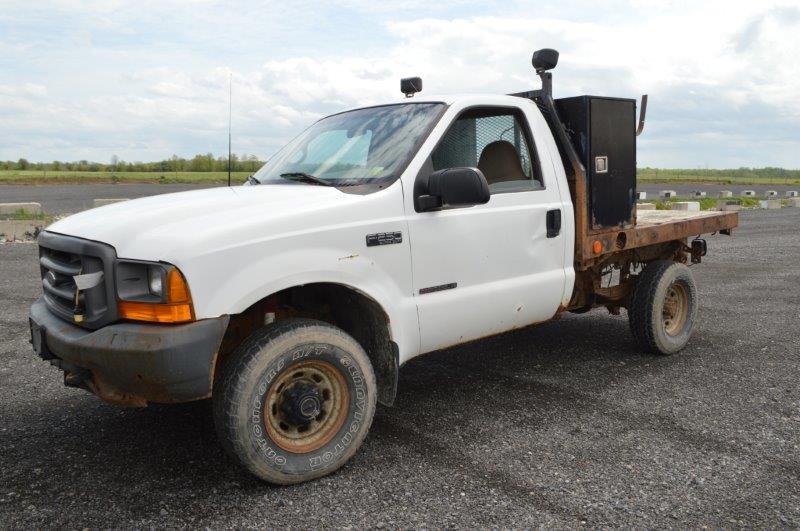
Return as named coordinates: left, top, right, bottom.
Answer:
left=1, top=209, right=799, bottom=527
left=2, top=182, right=799, bottom=215
left=0, top=184, right=225, bottom=215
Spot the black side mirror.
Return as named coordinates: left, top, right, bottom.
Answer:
left=401, top=77, right=422, bottom=97
left=417, top=167, right=490, bottom=211
left=532, top=48, right=559, bottom=72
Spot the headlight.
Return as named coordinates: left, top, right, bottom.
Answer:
left=115, top=260, right=194, bottom=323
left=148, top=266, right=163, bottom=297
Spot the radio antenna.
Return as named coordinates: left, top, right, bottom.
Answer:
left=227, top=72, right=232, bottom=187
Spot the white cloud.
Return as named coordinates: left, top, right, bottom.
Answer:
left=1, top=0, right=799, bottom=166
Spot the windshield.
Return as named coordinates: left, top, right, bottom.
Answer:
left=253, top=103, right=444, bottom=187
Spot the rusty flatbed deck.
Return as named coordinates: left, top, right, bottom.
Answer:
left=578, top=209, right=739, bottom=266
left=635, top=209, right=736, bottom=228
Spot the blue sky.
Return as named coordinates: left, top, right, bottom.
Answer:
left=1, top=0, right=798, bottom=168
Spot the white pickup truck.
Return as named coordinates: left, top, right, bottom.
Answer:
left=29, top=49, right=737, bottom=484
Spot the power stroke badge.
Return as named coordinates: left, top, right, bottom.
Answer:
left=366, top=232, right=402, bottom=247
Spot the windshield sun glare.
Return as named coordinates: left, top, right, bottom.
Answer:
left=253, top=103, right=444, bottom=188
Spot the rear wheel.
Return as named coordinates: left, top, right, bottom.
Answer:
left=628, top=260, right=698, bottom=355
left=213, top=318, right=377, bottom=484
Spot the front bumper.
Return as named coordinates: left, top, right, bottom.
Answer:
left=29, top=297, right=229, bottom=406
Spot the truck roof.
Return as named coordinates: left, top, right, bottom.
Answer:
left=384, top=93, right=529, bottom=107
left=323, top=94, right=532, bottom=121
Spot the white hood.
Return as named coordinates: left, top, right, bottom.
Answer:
left=46, top=184, right=367, bottom=261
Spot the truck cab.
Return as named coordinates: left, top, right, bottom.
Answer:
left=400, top=94, right=574, bottom=352
left=29, top=49, right=737, bottom=485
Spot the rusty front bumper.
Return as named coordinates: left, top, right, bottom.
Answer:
left=29, top=297, right=229, bottom=406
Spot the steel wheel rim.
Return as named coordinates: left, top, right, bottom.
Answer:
left=264, top=359, right=349, bottom=454
left=662, top=281, right=689, bottom=336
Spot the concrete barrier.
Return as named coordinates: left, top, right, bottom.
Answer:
left=660, top=190, right=677, bottom=198
left=786, top=191, right=798, bottom=198
left=637, top=203, right=656, bottom=211
left=0, top=202, right=43, bottom=216
left=636, top=191, right=647, bottom=200
left=788, top=198, right=800, bottom=208
left=93, top=198, right=130, bottom=208
left=718, top=202, right=742, bottom=212
left=741, top=190, right=756, bottom=197
left=765, top=190, right=778, bottom=198
left=691, top=191, right=707, bottom=198
left=0, top=219, right=45, bottom=241
left=718, top=190, right=733, bottom=198
left=671, top=201, right=700, bottom=212
left=759, top=199, right=781, bottom=209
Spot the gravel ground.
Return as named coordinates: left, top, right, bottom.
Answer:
left=1, top=182, right=798, bottom=215
left=1, top=208, right=798, bottom=528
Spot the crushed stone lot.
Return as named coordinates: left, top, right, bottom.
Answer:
left=1, top=208, right=798, bottom=528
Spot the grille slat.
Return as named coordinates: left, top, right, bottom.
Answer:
left=43, top=292, right=81, bottom=317
left=40, top=254, right=82, bottom=276
left=42, top=276, right=83, bottom=305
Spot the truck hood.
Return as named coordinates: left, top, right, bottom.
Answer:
left=46, top=184, right=369, bottom=260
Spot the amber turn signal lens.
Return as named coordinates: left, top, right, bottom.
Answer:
left=166, top=267, right=191, bottom=303
left=118, top=300, right=194, bottom=323
left=593, top=240, right=603, bottom=254
left=118, top=267, right=194, bottom=323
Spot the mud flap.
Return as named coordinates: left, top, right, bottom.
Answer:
left=377, top=341, right=400, bottom=407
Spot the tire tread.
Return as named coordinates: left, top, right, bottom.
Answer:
left=628, top=260, right=700, bottom=355
left=212, top=318, right=376, bottom=483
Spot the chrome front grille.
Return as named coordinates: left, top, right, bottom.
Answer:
left=37, top=231, right=118, bottom=329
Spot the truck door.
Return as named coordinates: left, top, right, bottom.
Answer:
left=407, top=103, right=568, bottom=353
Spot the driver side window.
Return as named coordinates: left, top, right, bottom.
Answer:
left=431, top=107, right=543, bottom=193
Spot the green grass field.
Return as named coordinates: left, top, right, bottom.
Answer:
left=637, top=168, right=800, bottom=185
left=1, top=168, right=799, bottom=185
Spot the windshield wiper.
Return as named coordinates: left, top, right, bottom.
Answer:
left=279, top=172, right=334, bottom=187
left=246, top=175, right=260, bottom=185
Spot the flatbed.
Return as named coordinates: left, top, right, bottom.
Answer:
left=582, top=208, right=739, bottom=266
left=636, top=208, right=739, bottom=229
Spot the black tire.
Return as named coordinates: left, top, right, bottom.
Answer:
left=628, top=260, right=698, bottom=355
left=213, top=318, right=377, bottom=484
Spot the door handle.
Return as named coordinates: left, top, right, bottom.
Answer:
left=546, top=209, right=561, bottom=238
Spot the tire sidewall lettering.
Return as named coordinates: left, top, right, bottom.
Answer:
left=247, top=342, right=369, bottom=476
left=249, top=356, right=287, bottom=468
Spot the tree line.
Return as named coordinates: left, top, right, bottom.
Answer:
left=3, top=158, right=797, bottom=178
left=2, top=154, right=265, bottom=173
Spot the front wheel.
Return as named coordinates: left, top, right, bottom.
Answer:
left=213, top=319, right=377, bottom=484
left=628, top=260, right=698, bottom=355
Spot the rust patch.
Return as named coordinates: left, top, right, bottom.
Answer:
left=85, top=373, right=148, bottom=407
